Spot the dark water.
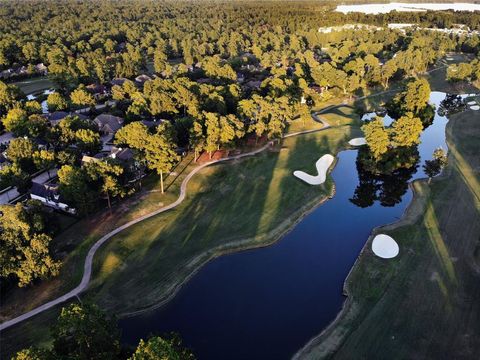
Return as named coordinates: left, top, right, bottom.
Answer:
left=119, top=92, right=458, bottom=359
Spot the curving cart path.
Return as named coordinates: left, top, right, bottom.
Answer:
left=2, top=78, right=436, bottom=331
left=0, top=113, right=333, bottom=331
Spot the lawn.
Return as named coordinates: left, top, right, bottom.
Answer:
left=0, top=109, right=361, bottom=357
left=296, top=90, right=480, bottom=360
left=89, top=122, right=360, bottom=313
left=12, top=77, right=56, bottom=95
left=1, top=55, right=469, bottom=357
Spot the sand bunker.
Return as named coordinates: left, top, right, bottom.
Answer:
left=467, top=101, right=477, bottom=105
left=372, top=234, right=399, bottom=259
left=293, top=154, right=334, bottom=185
left=470, top=105, right=479, bottom=110
left=348, top=137, right=367, bottom=146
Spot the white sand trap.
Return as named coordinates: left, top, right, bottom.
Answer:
left=467, top=101, right=476, bottom=105
left=372, top=234, right=399, bottom=259
left=470, top=105, right=479, bottom=110
left=293, top=154, right=334, bottom=185
left=348, top=137, right=367, bottom=146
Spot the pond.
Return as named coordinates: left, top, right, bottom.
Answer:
left=119, top=92, right=467, bottom=359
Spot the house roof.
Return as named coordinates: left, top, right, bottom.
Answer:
left=94, top=114, right=124, bottom=133
left=110, top=147, right=134, bottom=161
left=86, top=84, right=107, bottom=94
left=111, top=78, right=128, bottom=86
left=135, top=74, right=152, bottom=83
left=30, top=182, right=66, bottom=203
left=46, top=112, right=88, bottom=125
left=141, top=120, right=160, bottom=128
left=0, top=132, right=14, bottom=144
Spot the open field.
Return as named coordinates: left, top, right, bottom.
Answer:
left=296, top=91, right=480, bottom=360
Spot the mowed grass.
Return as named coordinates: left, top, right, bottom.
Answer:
left=12, top=77, right=55, bottom=95
left=0, top=115, right=360, bottom=357
left=299, top=103, right=480, bottom=359
left=89, top=123, right=359, bottom=312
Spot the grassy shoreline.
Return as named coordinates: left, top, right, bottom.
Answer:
left=0, top=105, right=359, bottom=357
left=295, top=99, right=480, bottom=359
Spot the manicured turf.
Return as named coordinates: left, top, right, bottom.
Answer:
left=297, top=96, right=480, bottom=360
left=90, top=123, right=359, bottom=312
left=0, top=109, right=361, bottom=357
left=12, top=77, right=55, bottom=95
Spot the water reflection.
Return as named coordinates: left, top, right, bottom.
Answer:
left=350, top=148, right=418, bottom=207
left=118, top=92, right=461, bottom=360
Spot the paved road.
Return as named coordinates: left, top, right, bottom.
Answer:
left=0, top=116, right=331, bottom=332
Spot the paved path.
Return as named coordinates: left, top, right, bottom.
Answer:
left=0, top=116, right=331, bottom=331
left=0, top=69, right=443, bottom=331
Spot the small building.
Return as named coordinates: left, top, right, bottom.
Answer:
left=45, top=111, right=88, bottom=126
left=35, top=63, right=48, bottom=75
left=244, top=80, right=262, bottom=90
left=86, top=84, right=108, bottom=100
left=0, top=132, right=14, bottom=146
left=110, top=146, right=134, bottom=161
left=94, top=114, right=124, bottom=136
left=135, top=74, right=152, bottom=85
left=111, top=78, right=128, bottom=87
left=30, top=182, right=75, bottom=214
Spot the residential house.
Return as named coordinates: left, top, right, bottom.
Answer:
left=30, top=181, right=75, bottom=214
left=110, top=146, right=145, bottom=181
left=35, top=63, right=48, bottom=75
left=135, top=74, right=152, bottom=86
left=44, top=111, right=89, bottom=126
left=244, top=80, right=262, bottom=91
left=0, top=132, right=14, bottom=146
left=111, top=77, right=128, bottom=87
left=0, top=69, right=13, bottom=79
left=86, top=84, right=108, bottom=101
left=94, top=114, right=124, bottom=136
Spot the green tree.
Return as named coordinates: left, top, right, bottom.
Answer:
left=402, top=78, right=431, bottom=113
left=85, top=160, right=125, bottom=213
left=130, top=336, right=194, bottom=360
left=0, top=203, right=60, bottom=287
left=58, top=165, right=98, bottom=215
left=33, top=149, right=56, bottom=177
left=6, top=138, right=36, bottom=172
left=75, top=128, right=101, bottom=155
left=189, top=120, right=205, bottom=162
left=11, top=348, right=50, bottom=360
left=27, top=114, right=49, bottom=138
left=52, top=303, right=121, bottom=360
left=47, top=92, right=68, bottom=111
left=2, top=107, right=28, bottom=135
left=362, top=118, right=390, bottom=160
left=144, top=124, right=179, bottom=193
left=70, top=86, right=95, bottom=108
left=391, top=113, right=423, bottom=147
left=115, top=121, right=150, bottom=150
left=25, top=100, right=42, bottom=115
left=0, top=80, right=22, bottom=115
